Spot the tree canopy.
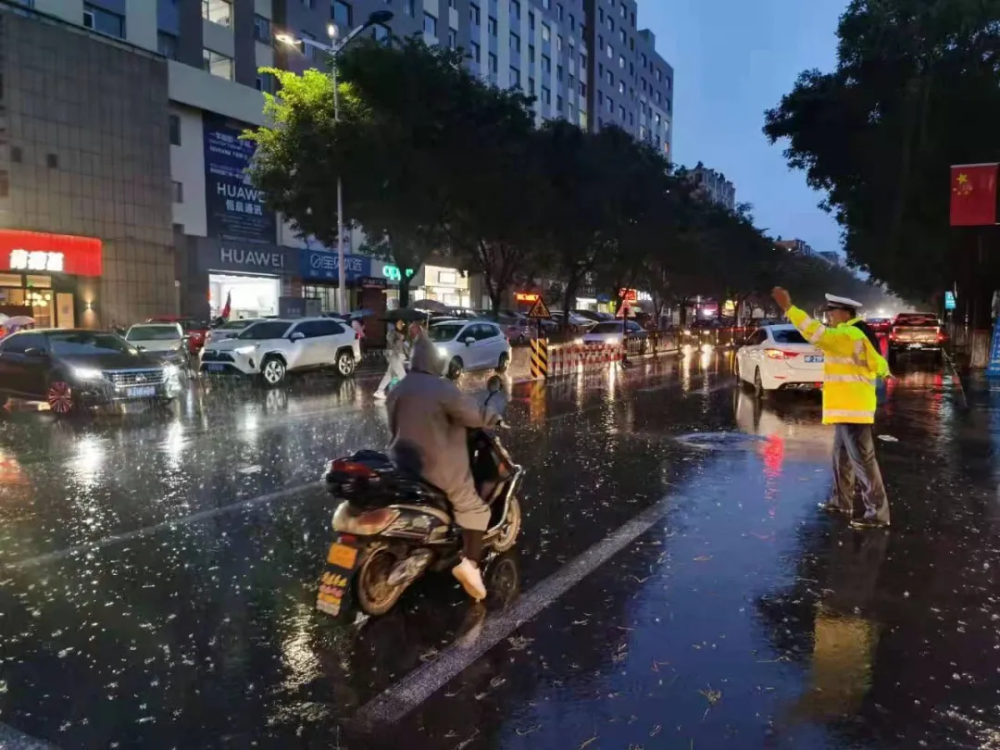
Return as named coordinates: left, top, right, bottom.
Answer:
left=247, top=35, right=895, bottom=318
left=764, top=0, right=1000, bottom=315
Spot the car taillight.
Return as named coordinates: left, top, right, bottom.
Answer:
left=936, top=330, right=947, bottom=343
left=765, top=349, right=799, bottom=360
left=330, top=459, right=377, bottom=478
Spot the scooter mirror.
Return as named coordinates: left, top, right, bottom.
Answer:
left=486, top=375, right=502, bottom=393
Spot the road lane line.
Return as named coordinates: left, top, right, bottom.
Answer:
left=4, top=481, right=324, bottom=571
left=0, top=722, right=57, bottom=749
left=351, top=495, right=674, bottom=730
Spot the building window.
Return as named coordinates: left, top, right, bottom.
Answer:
left=488, top=52, right=498, bottom=74
left=46, top=153, right=58, bottom=169
left=619, top=29, right=625, bottom=44
left=510, top=32, right=520, bottom=53
left=469, top=41, right=480, bottom=62
left=620, top=2, right=627, bottom=18
left=541, top=23, right=550, bottom=42
left=606, top=70, right=613, bottom=85
left=569, top=13, right=575, bottom=31
left=373, top=23, right=390, bottom=44
left=629, top=61, right=634, bottom=76
left=557, top=64, right=563, bottom=81
left=173, top=181, right=184, bottom=203
left=654, top=91, right=661, bottom=104
left=529, top=11, right=535, bottom=30
left=579, top=108, right=588, bottom=129
left=618, top=80, right=624, bottom=94
left=557, top=3, right=563, bottom=20
left=423, top=12, right=437, bottom=36
left=606, top=44, right=612, bottom=59
left=333, top=0, right=352, bottom=28
left=542, top=0, right=549, bottom=8
left=528, top=44, right=535, bottom=63
left=200, top=0, right=231, bottom=26
left=510, top=0, right=520, bottom=20
left=607, top=16, right=614, bottom=32
left=541, top=54, right=551, bottom=73
left=510, top=67, right=520, bottom=88
left=487, top=16, right=497, bottom=36
left=541, top=86, right=551, bottom=105
left=203, top=49, right=234, bottom=80
left=470, top=2, right=480, bottom=24
left=579, top=80, right=586, bottom=96
left=169, top=114, right=181, bottom=146
left=404, top=0, right=415, bottom=16
left=447, top=29, right=457, bottom=48
left=84, top=3, right=125, bottom=38
left=528, top=77, right=535, bottom=95
left=256, top=72, right=276, bottom=92
left=619, top=54, right=625, bottom=69
left=253, top=14, right=271, bottom=42
left=619, top=104, right=625, bottom=120
left=0, top=171, right=9, bottom=198
left=157, top=32, right=178, bottom=60
left=641, top=53, right=647, bottom=67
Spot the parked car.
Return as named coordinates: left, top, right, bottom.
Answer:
left=865, top=317, right=893, bottom=335
left=200, top=317, right=361, bottom=385
left=581, top=320, right=648, bottom=347
left=573, top=309, right=604, bottom=324
left=427, top=320, right=511, bottom=378
left=551, top=311, right=596, bottom=333
left=0, top=329, right=183, bottom=414
left=735, top=324, right=824, bottom=396
left=204, top=318, right=263, bottom=347
left=148, top=316, right=209, bottom=355
left=888, top=312, right=946, bottom=363
left=124, top=323, right=188, bottom=368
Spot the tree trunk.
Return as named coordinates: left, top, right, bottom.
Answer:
left=399, top=274, right=411, bottom=309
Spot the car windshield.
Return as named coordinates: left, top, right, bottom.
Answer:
left=428, top=324, right=466, bottom=342
left=771, top=329, right=808, bottom=344
left=590, top=322, right=624, bottom=334
left=220, top=319, right=254, bottom=330
left=126, top=325, right=180, bottom=341
left=49, top=332, right=137, bottom=356
left=237, top=321, right=291, bottom=340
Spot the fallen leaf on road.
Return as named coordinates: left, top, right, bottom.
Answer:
left=877, top=434, right=899, bottom=442
left=650, top=725, right=662, bottom=737
left=516, top=725, right=540, bottom=737
left=693, top=556, right=712, bottom=562
left=578, top=734, right=598, bottom=750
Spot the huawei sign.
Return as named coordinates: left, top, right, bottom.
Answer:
left=0, top=230, right=102, bottom=277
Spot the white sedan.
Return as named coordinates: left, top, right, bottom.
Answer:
left=735, top=324, right=824, bottom=395
left=428, top=320, right=511, bottom=378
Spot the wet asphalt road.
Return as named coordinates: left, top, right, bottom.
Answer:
left=0, top=352, right=995, bottom=749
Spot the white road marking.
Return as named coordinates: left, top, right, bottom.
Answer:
left=4, top=481, right=324, bottom=571
left=351, top=494, right=674, bottom=730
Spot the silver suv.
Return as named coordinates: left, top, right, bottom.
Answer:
left=200, top=317, right=361, bottom=385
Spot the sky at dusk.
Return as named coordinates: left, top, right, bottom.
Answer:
left=643, top=0, right=848, bottom=254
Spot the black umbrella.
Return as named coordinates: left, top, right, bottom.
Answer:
left=382, top=308, right=430, bottom=323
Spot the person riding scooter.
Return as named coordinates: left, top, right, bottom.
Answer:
left=386, top=325, right=498, bottom=601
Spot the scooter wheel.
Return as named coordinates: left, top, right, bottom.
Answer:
left=491, top=496, right=522, bottom=553
left=354, top=547, right=406, bottom=616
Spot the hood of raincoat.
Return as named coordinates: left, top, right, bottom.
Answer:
left=409, top=332, right=442, bottom=376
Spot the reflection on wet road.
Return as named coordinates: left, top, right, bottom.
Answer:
left=0, top=352, right=995, bottom=749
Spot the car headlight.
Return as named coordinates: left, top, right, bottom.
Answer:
left=72, top=367, right=104, bottom=380
left=436, top=345, right=448, bottom=357
left=233, top=345, right=256, bottom=355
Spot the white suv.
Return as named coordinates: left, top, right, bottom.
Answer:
left=199, top=318, right=361, bottom=385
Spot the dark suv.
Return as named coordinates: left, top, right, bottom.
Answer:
left=0, top=329, right=183, bottom=413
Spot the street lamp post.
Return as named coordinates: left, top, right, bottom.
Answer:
left=277, top=11, right=393, bottom=314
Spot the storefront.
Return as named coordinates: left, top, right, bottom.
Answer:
left=299, top=250, right=373, bottom=312
left=412, top=264, right=470, bottom=308
left=184, top=237, right=298, bottom=321
left=0, top=229, right=102, bottom=328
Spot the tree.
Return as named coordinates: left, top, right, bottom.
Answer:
left=764, top=0, right=1000, bottom=318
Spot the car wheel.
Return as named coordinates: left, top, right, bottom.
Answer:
left=496, top=352, right=510, bottom=373
left=734, top=356, right=742, bottom=383
left=448, top=357, right=464, bottom=380
left=754, top=368, right=765, bottom=400
left=261, top=356, right=286, bottom=387
left=336, top=350, right=356, bottom=377
left=47, top=379, right=76, bottom=415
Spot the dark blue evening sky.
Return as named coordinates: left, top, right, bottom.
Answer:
left=645, top=0, right=847, bottom=254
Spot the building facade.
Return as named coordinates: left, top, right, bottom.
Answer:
left=776, top=238, right=815, bottom=257
left=690, top=163, right=736, bottom=212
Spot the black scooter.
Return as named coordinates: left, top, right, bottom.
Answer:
left=316, top=377, right=523, bottom=618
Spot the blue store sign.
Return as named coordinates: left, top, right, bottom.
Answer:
left=300, top=250, right=372, bottom=283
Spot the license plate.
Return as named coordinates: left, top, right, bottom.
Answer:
left=805, top=355, right=824, bottom=363
left=326, top=542, right=358, bottom=568
left=206, top=363, right=224, bottom=372
left=127, top=386, right=156, bottom=398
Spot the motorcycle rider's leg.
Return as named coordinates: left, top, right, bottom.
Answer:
left=449, top=480, right=490, bottom=601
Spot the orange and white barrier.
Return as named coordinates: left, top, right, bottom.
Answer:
left=545, top=342, right=623, bottom=378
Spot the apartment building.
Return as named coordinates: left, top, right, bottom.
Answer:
left=690, top=163, right=736, bottom=211
left=776, top=238, right=815, bottom=257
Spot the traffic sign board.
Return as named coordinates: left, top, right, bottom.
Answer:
left=526, top=297, right=551, bottom=319
left=616, top=299, right=636, bottom=319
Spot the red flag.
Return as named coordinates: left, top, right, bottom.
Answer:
left=220, top=291, right=231, bottom=320
left=950, top=164, right=998, bottom=226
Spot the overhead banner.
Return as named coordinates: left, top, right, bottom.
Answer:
left=203, top=113, right=276, bottom=244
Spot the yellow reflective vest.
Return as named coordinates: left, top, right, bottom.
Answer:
left=787, top=307, right=890, bottom=425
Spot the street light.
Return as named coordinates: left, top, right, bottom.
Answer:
left=277, top=10, right=394, bottom=314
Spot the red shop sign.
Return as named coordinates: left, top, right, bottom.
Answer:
left=619, top=288, right=638, bottom=302
left=515, top=292, right=540, bottom=303
left=0, top=230, right=102, bottom=277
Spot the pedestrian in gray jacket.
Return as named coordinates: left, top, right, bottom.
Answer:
left=374, top=319, right=408, bottom=400
left=386, top=329, right=493, bottom=600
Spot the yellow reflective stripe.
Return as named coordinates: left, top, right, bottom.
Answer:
left=825, top=355, right=855, bottom=364
left=823, top=408, right=874, bottom=418
left=825, top=374, right=875, bottom=385
left=803, top=320, right=826, bottom=344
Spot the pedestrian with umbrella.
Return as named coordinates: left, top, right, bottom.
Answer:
left=373, top=309, right=425, bottom=400
left=772, top=287, right=892, bottom=529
